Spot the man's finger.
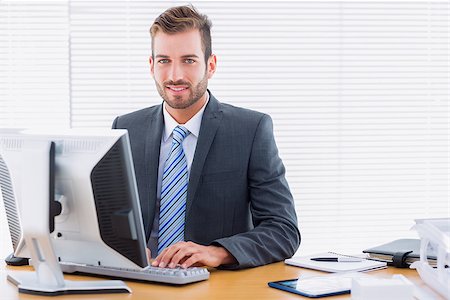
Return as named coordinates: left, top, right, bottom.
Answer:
left=157, top=242, right=184, bottom=268
left=151, top=247, right=167, bottom=266
left=181, top=253, right=202, bottom=269
left=169, top=245, right=195, bottom=268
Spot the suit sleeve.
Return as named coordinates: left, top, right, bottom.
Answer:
left=212, top=114, right=301, bottom=269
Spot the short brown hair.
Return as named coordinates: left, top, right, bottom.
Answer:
left=150, top=5, right=212, bottom=62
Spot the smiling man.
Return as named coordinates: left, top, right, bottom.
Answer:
left=112, top=5, right=300, bottom=270
left=151, top=28, right=214, bottom=124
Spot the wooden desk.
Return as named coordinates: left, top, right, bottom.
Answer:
left=1, top=261, right=443, bottom=300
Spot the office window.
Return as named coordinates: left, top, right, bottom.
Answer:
left=0, top=0, right=70, bottom=128
left=0, top=1, right=448, bottom=258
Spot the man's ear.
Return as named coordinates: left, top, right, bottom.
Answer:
left=149, top=56, right=155, bottom=77
left=207, top=54, right=217, bottom=79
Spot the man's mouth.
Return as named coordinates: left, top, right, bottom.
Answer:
left=166, top=85, right=189, bottom=92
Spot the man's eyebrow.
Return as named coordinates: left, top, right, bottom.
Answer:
left=181, top=54, right=200, bottom=58
left=155, top=54, right=200, bottom=59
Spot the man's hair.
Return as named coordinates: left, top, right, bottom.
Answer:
left=150, top=5, right=212, bottom=62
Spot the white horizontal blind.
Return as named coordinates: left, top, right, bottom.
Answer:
left=0, top=1, right=449, bottom=257
left=0, top=0, right=70, bottom=128
left=68, top=1, right=449, bottom=255
left=69, top=1, right=164, bottom=127
left=0, top=0, right=71, bottom=258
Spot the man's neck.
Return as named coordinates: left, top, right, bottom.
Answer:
left=165, top=92, right=208, bottom=124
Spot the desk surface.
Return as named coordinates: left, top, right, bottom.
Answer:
left=1, top=261, right=443, bottom=300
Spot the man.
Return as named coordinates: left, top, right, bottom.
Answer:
left=112, top=5, right=300, bottom=270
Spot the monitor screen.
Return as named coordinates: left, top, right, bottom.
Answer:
left=0, top=128, right=148, bottom=269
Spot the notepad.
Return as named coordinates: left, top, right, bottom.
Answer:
left=285, top=252, right=387, bottom=273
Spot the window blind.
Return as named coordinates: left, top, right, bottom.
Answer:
left=0, top=1, right=448, bottom=257
left=0, top=0, right=71, bottom=257
left=0, top=0, right=70, bottom=128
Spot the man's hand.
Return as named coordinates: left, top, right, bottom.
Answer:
left=152, top=241, right=237, bottom=269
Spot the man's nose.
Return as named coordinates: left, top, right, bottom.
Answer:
left=168, top=63, right=184, bottom=82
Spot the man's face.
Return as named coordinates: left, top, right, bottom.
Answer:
left=150, top=29, right=216, bottom=109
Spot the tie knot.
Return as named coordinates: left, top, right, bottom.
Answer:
left=172, top=126, right=189, bottom=144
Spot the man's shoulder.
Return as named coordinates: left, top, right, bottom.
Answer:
left=119, top=104, right=161, bottom=120
left=217, top=101, right=266, bottom=120
left=114, top=104, right=162, bottom=128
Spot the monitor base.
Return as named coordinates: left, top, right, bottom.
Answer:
left=7, top=271, right=130, bottom=296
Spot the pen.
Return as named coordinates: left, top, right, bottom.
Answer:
left=311, top=257, right=363, bottom=262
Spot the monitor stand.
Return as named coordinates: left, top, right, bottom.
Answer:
left=6, top=141, right=130, bottom=296
left=7, top=269, right=131, bottom=296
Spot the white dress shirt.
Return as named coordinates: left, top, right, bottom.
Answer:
left=148, top=92, right=210, bottom=257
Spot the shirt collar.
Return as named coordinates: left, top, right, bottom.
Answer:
left=162, top=91, right=210, bottom=142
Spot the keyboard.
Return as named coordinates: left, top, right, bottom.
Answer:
left=59, top=262, right=210, bottom=285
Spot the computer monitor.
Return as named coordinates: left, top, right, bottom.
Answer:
left=0, top=137, right=29, bottom=264
left=0, top=128, right=148, bottom=294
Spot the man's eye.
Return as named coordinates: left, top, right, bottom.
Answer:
left=158, top=59, right=169, bottom=64
left=185, top=59, right=195, bottom=64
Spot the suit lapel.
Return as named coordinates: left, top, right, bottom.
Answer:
left=144, top=104, right=163, bottom=236
left=186, top=94, right=223, bottom=216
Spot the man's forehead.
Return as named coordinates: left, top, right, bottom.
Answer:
left=152, top=29, right=203, bottom=53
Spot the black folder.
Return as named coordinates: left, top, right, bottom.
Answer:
left=363, top=239, right=437, bottom=268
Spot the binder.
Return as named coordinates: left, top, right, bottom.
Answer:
left=362, top=239, right=437, bottom=268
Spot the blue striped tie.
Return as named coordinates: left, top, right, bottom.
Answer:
left=158, top=126, right=190, bottom=254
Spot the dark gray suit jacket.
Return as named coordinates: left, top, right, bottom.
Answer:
left=112, top=92, right=300, bottom=269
